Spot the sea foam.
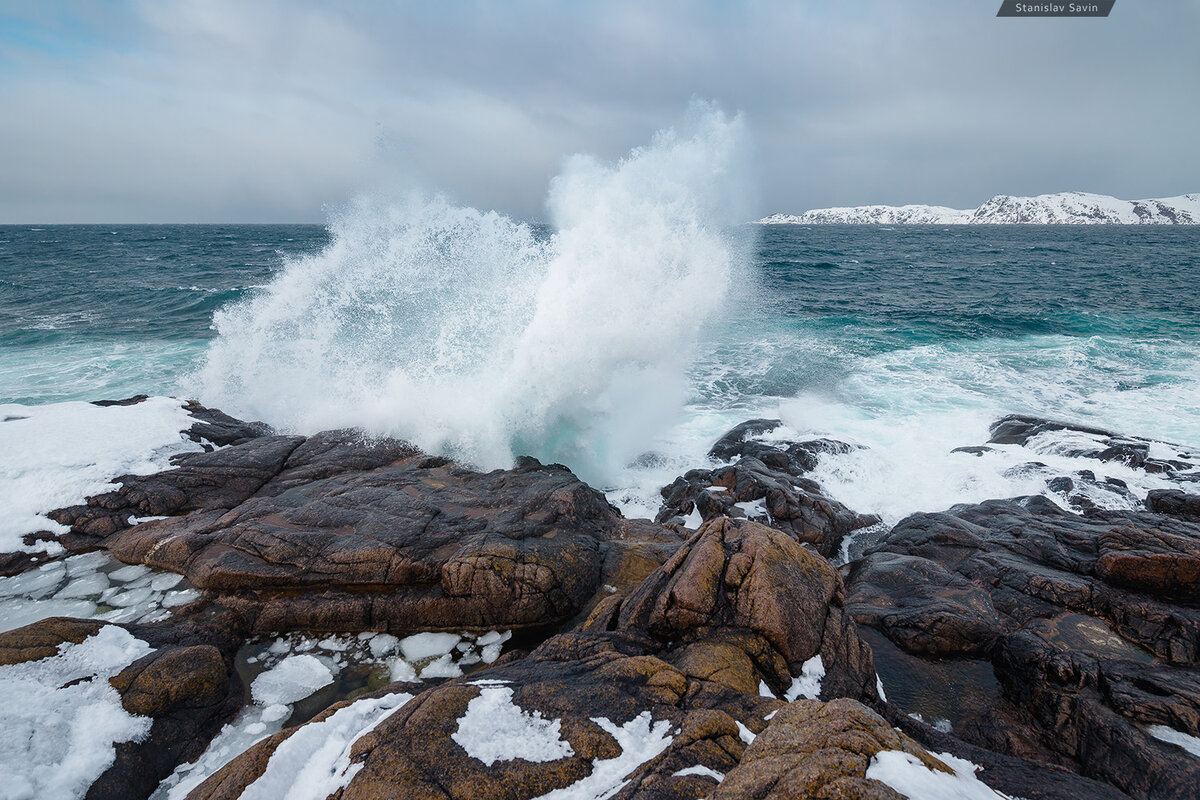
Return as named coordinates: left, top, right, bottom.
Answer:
left=193, top=102, right=753, bottom=483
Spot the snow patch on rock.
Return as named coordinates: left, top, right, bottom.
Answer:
left=235, top=691, right=413, bottom=800
left=785, top=654, right=825, bottom=701
left=532, top=712, right=674, bottom=800
left=866, top=750, right=1008, bottom=799
left=452, top=685, right=574, bottom=767
left=0, top=625, right=154, bottom=800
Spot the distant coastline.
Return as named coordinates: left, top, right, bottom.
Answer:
left=758, top=191, right=1200, bottom=224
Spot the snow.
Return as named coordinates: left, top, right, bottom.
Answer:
left=451, top=685, right=574, bottom=767
left=758, top=191, right=1200, bottom=225
left=0, top=624, right=154, bottom=800
left=235, top=692, right=413, bottom=800
left=251, top=655, right=334, bottom=706
left=673, top=764, right=724, bottom=781
left=0, top=397, right=201, bottom=554
left=1147, top=725, right=1200, bottom=758
left=866, top=750, right=1008, bottom=800
left=758, top=680, right=777, bottom=699
left=420, top=653, right=464, bottom=679
left=156, top=629, right=514, bottom=798
left=367, top=633, right=399, bottom=658
left=875, top=675, right=887, bottom=702
left=399, top=631, right=462, bottom=661
left=735, top=498, right=768, bottom=520
left=682, top=506, right=703, bottom=529
left=785, top=654, right=825, bottom=701
left=736, top=721, right=756, bottom=745
left=531, top=712, right=674, bottom=800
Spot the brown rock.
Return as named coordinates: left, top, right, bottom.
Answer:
left=712, top=698, right=944, bottom=800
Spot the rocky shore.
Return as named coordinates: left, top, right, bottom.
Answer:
left=3, top=398, right=1199, bottom=799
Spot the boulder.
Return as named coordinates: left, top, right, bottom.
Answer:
left=711, top=698, right=945, bottom=800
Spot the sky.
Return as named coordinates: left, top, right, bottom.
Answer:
left=0, top=0, right=1197, bottom=223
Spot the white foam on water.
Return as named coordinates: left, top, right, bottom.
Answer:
left=194, top=102, right=753, bottom=485
left=771, top=335, right=1200, bottom=526
left=0, top=397, right=200, bottom=553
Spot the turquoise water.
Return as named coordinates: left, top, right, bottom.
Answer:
left=0, top=225, right=326, bottom=404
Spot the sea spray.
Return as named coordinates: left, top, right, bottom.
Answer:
left=193, top=103, right=754, bottom=482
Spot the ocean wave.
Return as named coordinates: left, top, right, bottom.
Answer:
left=192, top=102, right=755, bottom=483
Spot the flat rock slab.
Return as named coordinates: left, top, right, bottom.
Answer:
left=86, top=443, right=678, bottom=634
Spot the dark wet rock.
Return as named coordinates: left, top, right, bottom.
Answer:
left=101, top=451, right=681, bottom=635
left=846, top=496, right=1200, bottom=798
left=657, top=420, right=878, bottom=558
left=1042, top=470, right=1137, bottom=513
left=91, top=394, right=152, bottom=407
left=988, top=414, right=1200, bottom=479
left=952, top=445, right=995, bottom=456
left=48, top=434, right=306, bottom=542
left=0, top=610, right=243, bottom=800
left=187, top=518, right=893, bottom=800
left=1147, top=489, right=1200, bottom=522
left=894, top=712, right=1133, bottom=800
left=181, top=400, right=272, bottom=448
left=988, top=414, right=1115, bottom=445
left=1047, top=476, right=1074, bottom=494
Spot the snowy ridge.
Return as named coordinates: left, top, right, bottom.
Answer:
left=759, top=191, right=1200, bottom=224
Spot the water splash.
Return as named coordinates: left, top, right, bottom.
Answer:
left=193, top=102, right=754, bottom=482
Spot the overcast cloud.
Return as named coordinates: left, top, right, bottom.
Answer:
left=0, top=0, right=1197, bottom=223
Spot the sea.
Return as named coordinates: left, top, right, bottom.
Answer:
left=2, top=219, right=1198, bottom=534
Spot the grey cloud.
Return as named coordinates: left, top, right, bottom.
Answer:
left=0, top=0, right=1196, bottom=222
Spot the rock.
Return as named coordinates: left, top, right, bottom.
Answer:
left=711, top=698, right=946, bottom=800
left=96, top=449, right=679, bottom=635
left=607, top=518, right=879, bottom=701
left=0, top=610, right=243, bottom=800
left=1147, top=489, right=1200, bottom=522
left=988, top=414, right=1200, bottom=478
left=186, top=518, right=894, bottom=800
left=657, top=420, right=878, bottom=558
left=846, top=496, right=1200, bottom=798
left=48, top=433, right=306, bottom=542
left=181, top=400, right=272, bottom=448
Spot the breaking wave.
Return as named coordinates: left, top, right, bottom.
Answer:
left=193, top=102, right=754, bottom=482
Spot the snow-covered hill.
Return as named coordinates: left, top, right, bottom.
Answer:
left=759, top=192, right=1200, bottom=224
